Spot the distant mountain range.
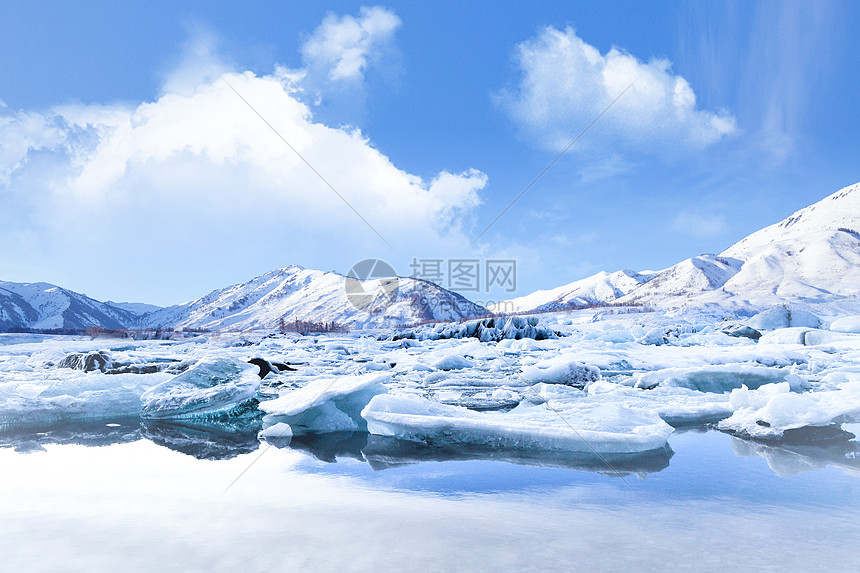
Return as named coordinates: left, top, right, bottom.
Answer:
left=2, top=181, right=859, bottom=332
left=140, top=265, right=486, bottom=331
left=0, top=266, right=488, bottom=332
left=0, top=281, right=138, bottom=331
left=498, top=181, right=860, bottom=314
left=493, top=269, right=658, bottom=314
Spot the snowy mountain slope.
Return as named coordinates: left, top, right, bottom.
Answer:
left=0, top=281, right=139, bottom=331
left=723, top=182, right=860, bottom=259
left=141, top=265, right=488, bottom=331
left=504, top=181, right=860, bottom=314
left=714, top=183, right=860, bottom=302
left=494, top=269, right=657, bottom=313
left=617, top=255, right=744, bottom=305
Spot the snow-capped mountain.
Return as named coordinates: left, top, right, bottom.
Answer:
left=493, top=269, right=657, bottom=313
left=504, top=181, right=860, bottom=314
left=0, top=281, right=140, bottom=331
left=616, top=254, right=744, bottom=305
left=141, top=265, right=488, bottom=331
left=714, top=182, right=860, bottom=302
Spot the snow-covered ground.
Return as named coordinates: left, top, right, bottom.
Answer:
left=3, top=306, right=860, bottom=465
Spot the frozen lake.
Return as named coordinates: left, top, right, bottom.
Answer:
left=2, top=319, right=860, bottom=571
left=1, top=424, right=858, bottom=572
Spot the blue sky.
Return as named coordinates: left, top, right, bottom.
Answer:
left=1, top=1, right=858, bottom=306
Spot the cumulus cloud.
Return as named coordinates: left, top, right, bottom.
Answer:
left=671, top=210, right=727, bottom=238
left=499, top=27, right=736, bottom=155
left=0, top=66, right=485, bottom=304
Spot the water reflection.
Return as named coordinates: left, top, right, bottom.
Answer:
left=0, top=419, right=141, bottom=453
left=2, top=438, right=858, bottom=572
left=360, top=434, right=674, bottom=475
left=141, top=419, right=262, bottom=460
left=3, top=418, right=860, bottom=480
left=264, top=430, right=674, bottom=476
left=732, top=435, right=860, bottom=477
left=285, top=431, right=369, bottom=463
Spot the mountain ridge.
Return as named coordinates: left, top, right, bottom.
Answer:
left=501, top=181, right=860, bottom=314
left=141, top=265, right=489, bottom=331
left=0, top=281, right=140, bottom=331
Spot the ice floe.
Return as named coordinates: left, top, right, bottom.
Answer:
left=631, top=364, right=800, bottom=393
left=361, top=394, right=674, bottom=454
left=259, top=372, right=390, bottom=434
left=3, top=304, right=860, bottom=460
left=140, top=357, right=261, bottom=420
left=519, top=354, right=601, bottom=387
left=748, top=305, right=822, bottom=331
left=0, top=370, right=171, bottom=430
left=718, top=381, right=860, bottom=439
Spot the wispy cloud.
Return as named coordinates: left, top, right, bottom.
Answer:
left=680, top=2, right=844, bottom=164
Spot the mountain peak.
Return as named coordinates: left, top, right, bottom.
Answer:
left=500, top=180, right=860, bottom=314
left=142, top=265, right=488, bottom=331
left=722, top=181, right=860, bottom=259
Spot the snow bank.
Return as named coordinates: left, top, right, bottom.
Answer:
left=361, top=394, right=673, bottom=454
left=259, top=372, right=390, bottom=434
left=718, top=382, right=860, bottom=439
left=140, top=357, right=261, bottom=420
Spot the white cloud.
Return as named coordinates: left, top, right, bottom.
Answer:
left=0, top=68, right=485, bottom=304
left=301, top=6, right=401, bottom=83
left=671, top=210, right=726, bottom=238
left=0, top=110, right=66, bottom=186
left=499, top=27, right=736, bottom=155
